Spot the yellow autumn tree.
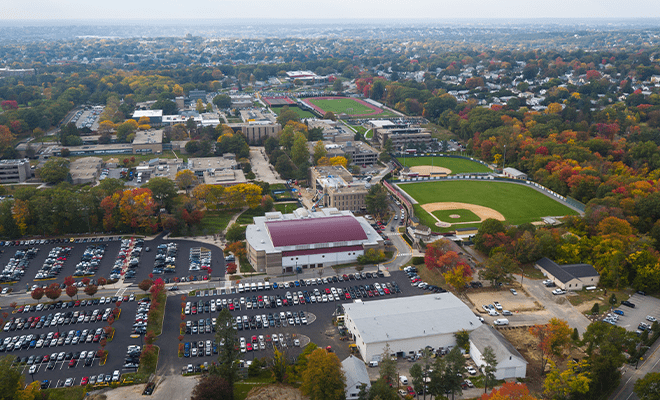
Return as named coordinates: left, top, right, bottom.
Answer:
left=175, top=170, right=198, bottom=192
left=12, top=199, right=30, bottom=236
left=192, top=184, right=226, bottom=209
left=224, top=183, right=263, bottom=209
left=329, top=156, right=348, bottom=168
left=546, top=102, right=563, bottom=114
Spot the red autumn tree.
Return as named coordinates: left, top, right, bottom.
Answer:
left=65, top=285, right=78, bottom=300
left=31, top=287, right=45, bottom=303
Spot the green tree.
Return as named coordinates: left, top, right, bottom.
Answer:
left=323, top=111, right=337, bottom=121
left=478, top=252, right=518, bottom=285
left=410, top=363, right=425, bottom=396
left=0, top=355, right=24, bottom=400
left=383, top=138, right=394, bottom=153
left=143, top=177, right=178, bottom=211
left=38, top=157, right=70, bottom=184
left=379, top=343, right=397, bottom=388
left=473, top=218, right=507, bottom=253
left=590, top=302, right=600, bottom=314
left=213, top=308, right=239, bottom=399
left=226, top=223, right=246, bottom=242
left=482, top=346, right=498, bottom=394
left=366, top=184, right=389, bottom=217
left=332, top=79, right=343, bottom=92
left=272, top=348, right=287, bottom=383
left=454, top=329, right=470, bottom=352
left=313, top=140, right=327, bottom=165
left=634, top=372, right=660, bottom=400
left=276, top=106, right=300, bottom=126
left=291, top=132, right=310, bottom=166
left=300, top=348, right=346, bottom=400
left=370, top=80, right=386, bottom=100
left=213, top=94, right=232, bottom=109
left=196, top=99, right=205, bottom=113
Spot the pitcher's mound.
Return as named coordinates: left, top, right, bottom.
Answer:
left=449, top=214, right=461, bottom=219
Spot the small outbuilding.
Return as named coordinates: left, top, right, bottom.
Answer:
left=469, top=325, right=527, bottom=380
left=503, top=167, right=527, bottom=180
left=342, top=355, right=370, bottom=399
left=535, top=257, right=600, bottom=291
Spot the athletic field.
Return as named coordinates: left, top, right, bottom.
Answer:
left=400, top=180, right=578, bottom=231
left=397, top=156, right=491, bottom=174
left=301, top=96, right=395, bottom=117
left=271, top=106, right=316, bottom=119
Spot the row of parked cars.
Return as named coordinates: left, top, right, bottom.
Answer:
left=2, top=237, right=121, bottom=247
left=115, top=238, right=144, bottom=280
left=34, top=246, right=71, bottom=280
left=4, top=307, right=114, bottom=332
left=0, top=248, right=38, bottom=283
left=234, top=310, right=308, bottom=331
left=184, top=340, right=217, bottom=357
left=73, top=244, right=107, bottom=277
left=405, top=266, right=447, bottom=293
left=132, top=298, right=150, bottom=335
left=153, top=242, right=177, bottom=274
left=1, top=326, right=109, bottom=353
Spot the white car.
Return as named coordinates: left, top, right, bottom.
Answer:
left=467, top=366, right=477, bottom=375
left=647, top=316, right=657, bottom=322
left=552, top=288, right=566, bottom=295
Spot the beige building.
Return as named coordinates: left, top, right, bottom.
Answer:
left=53, top=129, right=163, bottom=156
left=132, top=130, right=164, bottom=154
left=535, top=258, right=600, bottom=291
left=187, top=155, right=246, bottom=186
left=0, top=159, right=32, bottom=183
left=69, top=157, right=103, bottom=185
left=311, top=165, right=368, bottom=213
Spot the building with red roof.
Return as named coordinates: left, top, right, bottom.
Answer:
left=246, top=208, right=384, bottom=274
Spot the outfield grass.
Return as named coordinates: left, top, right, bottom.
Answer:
left=402, top=181, right=578, bottom=229
left=397, top=156, right=491, bottom=174
left=432, top=208, right=480, bottom=223
left=271, top=105, right=316, bottom=119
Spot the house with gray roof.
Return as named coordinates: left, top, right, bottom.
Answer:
left=535, top=257, right=600, bottom=291
left=469, top=325, right=527, bottom=380
left=342, top=355, right=370, bottom=399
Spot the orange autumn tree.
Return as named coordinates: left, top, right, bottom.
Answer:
left=480, top=382, right=539, bottom=400
left=100, top=188, right=158, bottom=233
left=528, top=318, right=572, bottom=373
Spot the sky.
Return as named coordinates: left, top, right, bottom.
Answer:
left=2, top=0, right=660, bottom=21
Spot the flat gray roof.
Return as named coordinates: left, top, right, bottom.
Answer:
left=344, top=293, right=481, bottom=344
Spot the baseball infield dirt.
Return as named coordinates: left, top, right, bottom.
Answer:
left=409, top=166, right=452, bottom=175
left=421, top=202, right=505, bottom=226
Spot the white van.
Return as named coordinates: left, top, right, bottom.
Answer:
left=257, top=282, right=263, bottom=291
left=251, top=283, right=257, bottom=292
left=494, top=318, right=509, bottom=326
left=265, top=282, right=271, bottom=290
left=238, top=284, right=244, bottom=293
left=368, top=360, right=379, bottom=368
left=399, top=376, right=408, bottom=385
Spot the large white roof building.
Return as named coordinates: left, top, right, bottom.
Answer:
left=343, top=293, right=482, bottom=361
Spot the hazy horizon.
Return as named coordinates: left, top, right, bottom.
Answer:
left=4, top=0, right=660, bottom=21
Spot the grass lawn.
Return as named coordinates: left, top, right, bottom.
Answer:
left=236, top=207, right=265, bottom=225
left=402, top=181, right=578, bottom=228
left=397, top=156, right=491, bottom=174
left=198, top=210, right=235, bottom=234
left=43, top=386, right=87, bottom=400
left=365, top=129, right=373, bottom=138
left=432, top=208, right=480, bottom=223
left=235, top=380, right=272, bottom=400
left=271, top=105, right=316, bottom=119
left=273, top=202, right=298, bottom=213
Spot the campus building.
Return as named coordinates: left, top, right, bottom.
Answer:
left=342, top=293, right=482, bottom=362
left=0, top=159, right=32, bottom=183
left=503, top=167, right=528, bottom=180
left=69, top=157, right=103, bottom=185
left=53, top=130, right=164, bottom=156
left=186, top=155, right=246, bottom=186
left=245, top=208, right=383, bottom=274
left=370, top=120, right=432, bottom=149
left=310, top=166, right=368, bottom=213
left=132, top=110, right=163, bottom=126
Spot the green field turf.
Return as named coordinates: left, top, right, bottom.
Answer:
left=397, top=156, right=491, bottom=174
left=271, top=106, right=316, bottom=119
left=402, top=181, right=578, bottom=231
left=432, top=209, right=480, bottom=223
left=307, top=98, right=375, bottom=115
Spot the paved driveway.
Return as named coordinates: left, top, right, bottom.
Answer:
left=518, top=277, right=591, bottom=333
left=250, top=147, right=284, bottom=184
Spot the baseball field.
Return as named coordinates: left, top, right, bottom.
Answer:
left=397, top=156, right=491, bottom=175
left=400, top=180, right=578, bottom=231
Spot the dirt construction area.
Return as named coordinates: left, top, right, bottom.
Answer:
left=421, top=202, right=505, bottom=227
left=466, top=287, right=541, bottom=313
left=409, top=165, right=452, bottom=175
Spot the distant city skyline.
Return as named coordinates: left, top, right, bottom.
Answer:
left=3, top=0, right=660, bottom=21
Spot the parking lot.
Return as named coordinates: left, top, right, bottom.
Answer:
left=609, top=293, right=660, bottom=334
left=0, top=296, right=141, bottom=389
left=157, top=269, right=430, bottom=375
left=0, top=237, right=226, bottom=290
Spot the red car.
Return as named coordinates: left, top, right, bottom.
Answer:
left=74, top=301, right=81, bottom=307
left=252, top=336, right=258, bottom=343
left=407, top=386, right=415, bottom=396
left=344, top=292, right=351, bottom=300
left=80, top=376, right=88, bottom=385
left=246, top=343, right=253, bottom=351
left=68, top=359, right=77, bottom=368
left=383, top=288, right=390, bottom=295
left=228, top=303, right=234, bottom=311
